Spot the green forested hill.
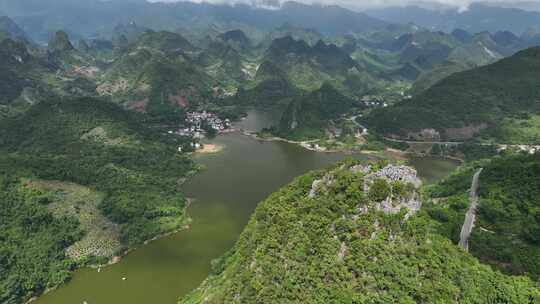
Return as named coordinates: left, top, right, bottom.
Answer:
left=217, top=30, right=251, bottom=50
left=196, top=40, right=250, bottom=87
left=0, top=38, right=50, bottom=109
left=0, top=176, right=83, bottom=304
left=180, top=160, right=539, bottom=304
left=426, top=153, right=540, bottom=279
left=48, top=30, right=75, bottom=53
left=277, top=83, right=357, bottom=140
left=366, top=47, right=540, bottom=142
left=0, top=97, right=195, bottom=246
left=262, top=24, right=324, bottom=48
left=134, top=30, right=195, bottom=53
left=0, top=96, right=196, bottom=303
left=262, top=36, right=378, bottom=98
left=0, top=32, right=107, bottom=119
left=100, top=47, right=214, bottom=122
left=409, top=60, right=471, bottom=95
left=227, top=60, right=300, bottom=107
left=0, top=39, right=36, bottom=101
left=0, top=16, right=30, bottom=43
left=0, top=27, right=205, bottom=303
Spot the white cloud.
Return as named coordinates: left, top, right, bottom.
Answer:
left=148, top=0, right=540, bottom=11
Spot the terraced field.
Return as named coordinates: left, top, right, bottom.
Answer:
left=28, top=180, right=122, bottom=260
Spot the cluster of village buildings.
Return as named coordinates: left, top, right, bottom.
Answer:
left=360, top=90, right=412, bottom=108
left=360, top=96, right=389, bottom=108
left=175, top=111, right=231, bottom=138
left=364, top=100, right=389, bottom=108
left=167, top=111, right=232, bottom=152
left=498, top=144, right=540, bottom=155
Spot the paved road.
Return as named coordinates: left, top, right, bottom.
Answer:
left=381, top=136, right=540, bottom=151
left=347, top=115, right=369, bottom=135
left=458, top=168, right=483, bottom=251
left=382, top=137, right=464, bottom=145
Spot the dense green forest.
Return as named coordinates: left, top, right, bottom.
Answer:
left=0, top=38, right=47, bottom=109
left=366, top=47, right=540, bottom=142
left=426, top=153, right=540, bottom=279
left=276, top=83, right=358, bottom=140
left=0, top=96, right=196, bottom=303
left=0, top=176, right=82, bottom=304
left=0, top=97, right=196, bottom=245
left=180, top=160, right=539, bottom=303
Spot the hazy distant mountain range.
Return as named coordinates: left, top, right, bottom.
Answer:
left=366, top=3, right=540, bottom=34
left=5, top=0, right=540, bottom=44
left=0, top=0, right=386, bottom=43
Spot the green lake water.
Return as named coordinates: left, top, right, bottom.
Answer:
left=35, top=110, right=459, bottom=304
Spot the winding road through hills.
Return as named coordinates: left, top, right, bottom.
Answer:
left=458, top=168, right=483, bottom=251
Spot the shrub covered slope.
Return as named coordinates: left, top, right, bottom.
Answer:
left=180, top=160, right=539, bottom=304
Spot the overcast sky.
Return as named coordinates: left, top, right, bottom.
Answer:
left=148, top=0, right=540, bottom=11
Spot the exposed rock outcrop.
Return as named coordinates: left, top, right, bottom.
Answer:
left=363, top=164, right=422, bottom=220
left=443, top=123, right=487, bottom=140
left=363, top=164, right=421, bottom=188
left=308, top=173, right=333, bottom=198
left=309, top=163, right=422, bottom=221
left=406, top=128, right=441, bottom=141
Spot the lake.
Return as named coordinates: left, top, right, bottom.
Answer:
left=35, top=110, right=459, bottom=304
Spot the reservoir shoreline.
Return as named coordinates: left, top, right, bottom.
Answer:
left=34, top=110, right=460, bottom=304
